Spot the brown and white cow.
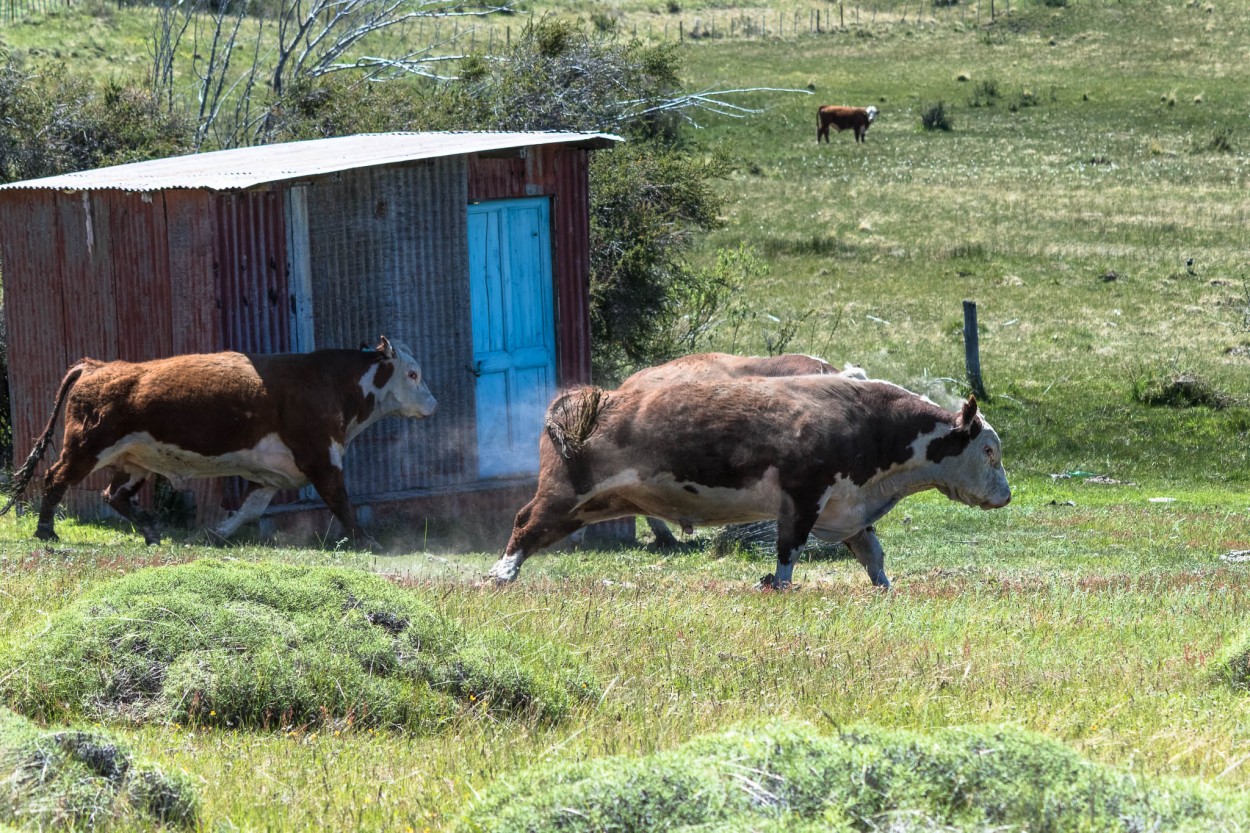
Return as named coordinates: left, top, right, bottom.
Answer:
left=618, top=352, right=866, bottom=390
left=1, top=337, right=437, bottom=548
left=817, top=105, right=879, bottom=143
left=618, top=352, right=866, bottom=547
left=488, top=375, right=1010, bottom=589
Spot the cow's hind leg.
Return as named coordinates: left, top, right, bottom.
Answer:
left=36, top=444, right=100, bottom=542
left=211, top=484, right=279, bottom=543
left=102, top=469, right=161, bottom=545
left=488, top=494, right=585, bottom=583
left=845, top=526, right=890, bottom=589
left=645, top=515, right=680, bottom=549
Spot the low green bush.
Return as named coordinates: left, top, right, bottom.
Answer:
left=0, top=705, right=197, bottom=830
left=458, top=721, right=1249, bottom=832
left=1221, top=633, right=1250, bottom=690
left=0, top=560, right=596, bottom=731
left=920, top=100, right=953, bottom=131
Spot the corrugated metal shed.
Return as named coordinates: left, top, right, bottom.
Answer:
left=0, top=130, right=625, bottom=545
left=0, top=132, right=619, bottom=193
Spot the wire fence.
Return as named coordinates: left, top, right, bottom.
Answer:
left=1, top=0, right=72, bottom=23
left=411, top=0, right=1032, bottom=54
left=1, top=0, right=1036, bottom=40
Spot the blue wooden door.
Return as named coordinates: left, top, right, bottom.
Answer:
left=468, top=198, right=557, bottom=478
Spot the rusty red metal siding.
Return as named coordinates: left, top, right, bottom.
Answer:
left=468, top=145, right=594, bottom=387
left=1, top=138, right=603, bottom=537
left=109, top=193, right=174, bottom=362
left=0, top=188, right=221, bottom=516
left=214, top=188, right=291, bottom=354
left=551, top=148, right=593, bottom=386
left=0, top=191, right=70, bottom=497
left=165, top=190, right=224, bottom=356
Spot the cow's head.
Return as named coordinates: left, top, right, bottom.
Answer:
left=372, top=336, right=438, bottom=418
left=866, top=105, right=879, bottom=123
left=930, top=396, right=1011, bottom=510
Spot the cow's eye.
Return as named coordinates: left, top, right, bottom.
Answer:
left=408, top=371, right=420, bottom=382
left=984, top=445, right=995, bottom=461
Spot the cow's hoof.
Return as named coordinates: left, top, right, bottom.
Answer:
left=755, top=574, right=798, bottom=591
left=486, top=568, right=517, bottom=585
left=344, top=533, right=383, bottom=553
left=34, top=526, right=59, bottom=542
left=203, top=528, right=233, bottom=548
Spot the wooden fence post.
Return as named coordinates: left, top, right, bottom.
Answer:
left=963, top=300, right=987, bottom=398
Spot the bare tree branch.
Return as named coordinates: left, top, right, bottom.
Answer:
left=149, top=0, right=514, bottom=149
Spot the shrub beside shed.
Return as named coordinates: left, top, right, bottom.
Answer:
left=0, top=131, right=621, bottom=545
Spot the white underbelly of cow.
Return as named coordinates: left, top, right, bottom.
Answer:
left=572, top=467, right=784, bottom=528
left=94, top=432, right=308, bottom=490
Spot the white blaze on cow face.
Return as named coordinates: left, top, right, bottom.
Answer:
left=925, top=417, right=1011, bottom=510
left=866, top=105, right=879, bottom=123
left=370, top=338, right=438, bottom=421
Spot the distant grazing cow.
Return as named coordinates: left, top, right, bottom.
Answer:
left=1, top=337, right=437, bottom=548
left=488, top=375, right=1010, bottom=589
left=817, top=105, right=879, bottom=143
left=618, top=353, right=867, bottom=547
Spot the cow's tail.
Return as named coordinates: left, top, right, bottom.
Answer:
left=544, top=386, right=610, bottom=496
left=0, top=361, right=91, bottom=516
left=544, top=386, right=610, bottom=460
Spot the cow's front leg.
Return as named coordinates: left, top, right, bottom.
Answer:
left=304, top=461, right=376, bottom=551
left=212, top=484, right=279, bottom=542
left=845, top=526, right=890, bottom=589
left=102, top=469, right=160, bottom=545
left=763, top=492, right=821, bottom=590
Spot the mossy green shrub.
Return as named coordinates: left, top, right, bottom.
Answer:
left=1221, top=632, right=1250, bottom=691
left=0, top=705, right=197, bottom=830
left=458, top=722, right=1249, bottom=833
left=0, top=560, right=595, bottom=731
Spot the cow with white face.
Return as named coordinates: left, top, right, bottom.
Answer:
left=618, top=352, right=866, bottom=547
left=1, top=337, right=437, bottom=548
left=489, top=374, right=1009, bottom=589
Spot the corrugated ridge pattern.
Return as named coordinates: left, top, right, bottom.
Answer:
left=215, top=189, right=291, bottom=355
left=306, top=159, right=475, bottom=496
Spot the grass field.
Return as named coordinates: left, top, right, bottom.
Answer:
left=2, top=0, right=1250, bottom=830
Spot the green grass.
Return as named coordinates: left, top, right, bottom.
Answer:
left=0, top=705, right=197, bottom=831
left=4, top=487, right=1250, bottom=829
left=459, top=721, right=1250, bottom=832
left=673, top=1, right=1250, bottom=487
left=0, top=558, right=596, bottom=730
left=1, top=0, right=1250, bottom=830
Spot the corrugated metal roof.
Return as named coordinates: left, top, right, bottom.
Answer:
left=0, top=131, right=621, bottom=193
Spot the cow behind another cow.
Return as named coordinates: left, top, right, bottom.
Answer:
left=817, top=105, right=879, bottom=143
left=1, top=337, right=437, bottom=548
left=489, top=375, right=1010, bottom=589
left=618, top=352, right=866, bottom=547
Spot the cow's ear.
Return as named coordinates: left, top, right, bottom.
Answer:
left=959, top=395, right=979, bottom=430
left=377, top=336, right=397, bottom=359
